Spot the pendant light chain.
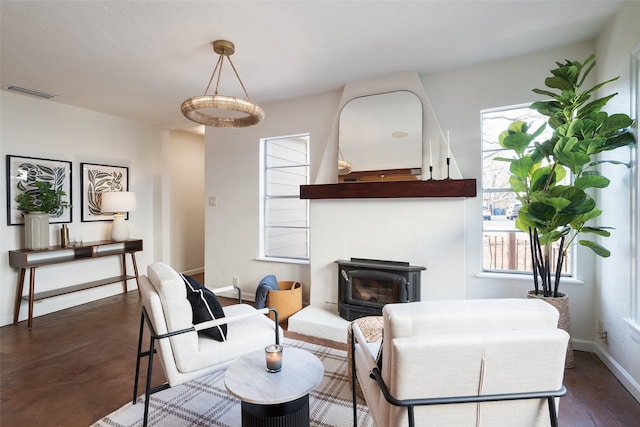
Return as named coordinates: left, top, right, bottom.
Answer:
left=204, top=54, right=224, bottom=96
left=226, top=55, right=253, bottom=101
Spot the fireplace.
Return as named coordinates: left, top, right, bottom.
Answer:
left=336, top=258, right=426, bottom=320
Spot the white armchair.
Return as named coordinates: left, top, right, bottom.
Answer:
left=133, top=262, right=283, bottom=427
left=351, top=299, right=569, bottom=427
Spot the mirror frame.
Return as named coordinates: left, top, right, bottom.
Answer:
left=338, top=90, right=423, bottom=182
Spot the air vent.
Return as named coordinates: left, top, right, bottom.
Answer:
left=5, top=85, right=56, bottom=99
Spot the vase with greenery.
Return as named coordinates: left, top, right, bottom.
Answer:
left=16, top=181, right=71, bottom=250
left=498, top=54, right=635, bottom=298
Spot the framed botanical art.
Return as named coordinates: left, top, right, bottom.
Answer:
left=81, top=162, right=129, bottom=222
left=6, top=155, right=72, bottom=225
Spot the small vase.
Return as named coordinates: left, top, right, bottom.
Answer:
left=527, top=290, right=575, bottom=368
left=24, top=212, right=50, bottom=250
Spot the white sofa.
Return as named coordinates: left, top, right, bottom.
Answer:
left=351, top=299, right=569, bottom=427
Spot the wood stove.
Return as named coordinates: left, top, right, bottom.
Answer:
left=336, top=258, right=426, bottom=320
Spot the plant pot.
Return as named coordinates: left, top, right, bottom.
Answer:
left=527, top=291, right=575, bottom=368
left=24, top=212, right=50, bottom=250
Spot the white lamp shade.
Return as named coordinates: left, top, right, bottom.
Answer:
left=101, top=191, right=137, bottom=213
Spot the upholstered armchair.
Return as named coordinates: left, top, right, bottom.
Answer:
left=133, top=262, right=283, bottom=427
left=351, top=299, right=569, bottom=427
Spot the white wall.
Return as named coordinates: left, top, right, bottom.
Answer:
left=5, top=0, right=624, bottom=395
left=310, top=199, right=468, bottom=311
left=0, top=95, right=207, bottom=327
left=203, top=71, right=470, bottom=308
left=0, top=91, right=155, bottom=326
left=202, top=28, right=639, bottom=397
left=417, top=2, right=640, bottom=397
left=308, top=71, right=468, bottom=311
left=202, top=92, right=341, bottom=297
left=594, top=0, right=640, bottom=401
left=202, top=42, right=601, bottom=318
left=422, top=41, right=599, bottom=344
left=168, top=130, right=205, bottom=274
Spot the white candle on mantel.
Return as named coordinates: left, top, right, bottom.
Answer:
left=429, top=138, right=433, bottom=166
left=447, top=130, right=451, bottom=158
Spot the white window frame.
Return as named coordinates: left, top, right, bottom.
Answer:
left=259, top=133, right=310, bottom=263
left=630, top=44, right=640, bottom=325
left=481, top=103, right=575, bottom=277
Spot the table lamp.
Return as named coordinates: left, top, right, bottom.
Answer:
left=101, top=191, right=137, bottom=242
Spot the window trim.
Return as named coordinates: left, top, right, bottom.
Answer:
left=630, top=44, right=640, bottom=324
left=259, top=133, right=310, bottom=263
left=480, top=103, right=576, bottom=277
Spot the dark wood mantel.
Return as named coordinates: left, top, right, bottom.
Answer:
left=300, top=178, right=476, bottom=199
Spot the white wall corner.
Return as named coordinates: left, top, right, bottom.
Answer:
left=571, top=338, right=596, bottom=353
left=592, top=338, right=640, bottom=403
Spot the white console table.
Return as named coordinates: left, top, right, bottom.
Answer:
left=9, top=239, right=143, bottom=328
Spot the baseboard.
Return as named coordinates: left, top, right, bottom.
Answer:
left=181, top=267, right=204, bottom=276
left=571, top=338, right=595, bottom=353
left=216, top=291, right=256, bottom=302
left=594, top=343, right=640, bottom=403
left=573, top=338, right=640, bottom=403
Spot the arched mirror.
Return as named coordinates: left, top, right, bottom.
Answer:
left=338, top=90, right=423, bottom=182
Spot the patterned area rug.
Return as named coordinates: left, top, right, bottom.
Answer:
left=92, top=338, right=372, bottom=426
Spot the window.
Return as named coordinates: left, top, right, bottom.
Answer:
left=260, top=134, right=310, bottom=261
left=481, top=104, right=573, bottom=275
left=631, top=45, right=640, bottom=324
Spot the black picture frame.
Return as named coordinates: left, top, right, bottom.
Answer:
left=80, top=162, right=129, bottom=222
left=6, top=155, right=73, bottom=225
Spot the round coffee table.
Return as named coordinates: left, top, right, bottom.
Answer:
left=224, top=346, right=324, bottom=426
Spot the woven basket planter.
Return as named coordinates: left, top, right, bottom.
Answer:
left=527, top=291, right=575, bottom=368
left=267, top=281, right=303, bottom=322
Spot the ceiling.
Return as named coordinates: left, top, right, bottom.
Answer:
left=0, top=0, right=626, bottom=131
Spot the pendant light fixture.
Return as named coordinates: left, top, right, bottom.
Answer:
left=181, top=40, right=265, bottom=128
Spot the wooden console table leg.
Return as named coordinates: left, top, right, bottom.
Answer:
left=130, top=252, right=141, bottom=296
left=28, top=267, right=36, bottom=328
left=120, top=254, right=128, bottom=293
left=8, top=239, right=143, bottom=328
left=13, top=268, right=26, bottom=324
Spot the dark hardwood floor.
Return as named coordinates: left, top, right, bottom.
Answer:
left=1, top=279, right=639, bottom=426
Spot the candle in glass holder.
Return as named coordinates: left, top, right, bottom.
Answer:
left=265, top=344, right=283, bottom=372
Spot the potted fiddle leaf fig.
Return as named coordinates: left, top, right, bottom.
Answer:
left=497, top=55, right=635, bottom=366
left=16, top=180, right=71, bottom=250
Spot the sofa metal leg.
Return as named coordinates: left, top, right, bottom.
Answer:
left=269, top=307, right=280, bottom=345
left=142, top=336, right=157, bottom=427
left=351, top=330, right=358, bottom=426
left=132, top=312, right=145, bottom=404
left=548, top=396, right=559, bottom=427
